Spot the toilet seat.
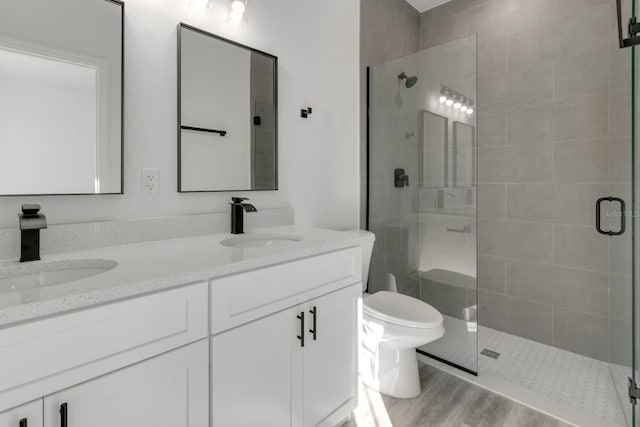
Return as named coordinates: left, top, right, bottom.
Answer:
left=364, top=291, right=443, bottom=329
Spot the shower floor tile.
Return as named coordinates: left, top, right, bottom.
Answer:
left=420, top=315, right=628, bottom=427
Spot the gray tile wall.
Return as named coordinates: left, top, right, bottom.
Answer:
left=420, top=0, right=622, bottom=361
left=360, top=0, right=420, bottom=228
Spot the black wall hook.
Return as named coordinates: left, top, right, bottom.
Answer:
left=301, top=107, right=313, bottom=118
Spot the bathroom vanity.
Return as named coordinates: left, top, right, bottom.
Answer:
left=0, top=226, right=366, bottom=427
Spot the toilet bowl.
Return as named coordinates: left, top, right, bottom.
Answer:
left=348, top=229, right=445, bottom=399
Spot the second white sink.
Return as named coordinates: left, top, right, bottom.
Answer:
left=221, top=233, right=303, bottom=248
left=0, top=259, right=118, bottom=293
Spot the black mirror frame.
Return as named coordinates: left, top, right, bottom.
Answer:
left=0, top=0, right=125, bottom=197
left=177, top=22, right=279, bottom=193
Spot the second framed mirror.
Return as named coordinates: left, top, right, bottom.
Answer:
left=178, top=23, right=278, bottom=192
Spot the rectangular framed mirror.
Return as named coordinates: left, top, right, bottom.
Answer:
left=420, top=110, right=448, bottom=188
left=178, top=23, right=278, bottom=192
left=452, top=121, right=475, bottom=188
left=0, top=0, right=124, bottom=196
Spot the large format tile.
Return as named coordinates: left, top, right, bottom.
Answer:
left=478, top=253, right=507, bottom=294
left=478, top=33, right=508, bottom=76
left=478, top=62, right=554, bottom=110
left=504, top=221, right=554, bottom=263
left=478, top=183, right=506, bottom=219
left=478, top=144, right=553, bottom=183
left=419, top=11, right=469, bottom=49
left=478, top=290, right=553, bottom=345
left=478, top=219, right=553, bottom=263
left=552, top=306, right=608, bottom=361
left=553, top=139, right=608, bottom=183
left=554, top=46, right=608, bottom=99
left=506, top=258, right=608, bottom=316
left=478, top=108, right=507, bottom=147
left=507, top=5, right=608, bottom=69
left=553, top=225, right=608, bottom=272
left=507, top=183, right=608, bottom=225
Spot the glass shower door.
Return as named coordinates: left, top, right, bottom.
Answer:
left=609, top=0, right=637, bottom=424
left=367, top=34, right=478, bottom=375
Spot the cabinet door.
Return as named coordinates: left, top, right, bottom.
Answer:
left=211, top=306, right=303, bottom=427
left=0, top=400, right=43, bottom=427
left=43, top=339, right=208, bottom=427
left=303, top=284, right=360, bottom=427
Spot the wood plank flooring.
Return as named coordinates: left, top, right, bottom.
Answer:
left=345, top=362, right=572, bottom=427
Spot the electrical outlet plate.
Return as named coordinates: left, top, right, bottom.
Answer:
left=142, top=168, right=159, bottom=195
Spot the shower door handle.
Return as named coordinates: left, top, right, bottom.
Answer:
left=616, top=0, right=640, bottom=48
left=596, top=197, right=625, bottom=236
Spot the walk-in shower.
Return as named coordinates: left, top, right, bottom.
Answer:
left=365, top=0, right=638, bottom=425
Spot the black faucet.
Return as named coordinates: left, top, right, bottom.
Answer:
left=19, top=204, right=47, bottom=262
left=230, top=197, right=257, bottom=234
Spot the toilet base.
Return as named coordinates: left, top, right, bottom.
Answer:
left=361, top=344, right=421, bottom=399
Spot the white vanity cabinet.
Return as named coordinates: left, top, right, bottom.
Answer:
left=0, top=400, right=43, bottom=427
left=210, top=247, right=362, bottom=427
left=0, top=241, right=363, bottom=427
left=301, top=285, right=359, bottom=427
left=0, top=282, right=209, bottom=425
left=43, top=339, right=209, bottom=427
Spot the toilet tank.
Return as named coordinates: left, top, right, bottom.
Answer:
left=346, top=230, right=375, bottom=292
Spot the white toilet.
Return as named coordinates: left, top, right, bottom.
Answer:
left=350, top=230, right=444, bottom=399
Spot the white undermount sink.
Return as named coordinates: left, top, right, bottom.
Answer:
left=0, top=259, right=118, bottom=293
left=220, top=233, right=303, bottom=248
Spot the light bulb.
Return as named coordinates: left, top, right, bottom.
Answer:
left=466, top=108, right=474, bottom=116
left=231, top=0, right=246, bottom=13
left=445, top=99, right=453, bottom=107
left=454, top=101, right=461, bottom=110
left=439, top=95, right=447, bottom=104
left=229, top=10, right=244, bottom=23
left=460, top=105, right=468, bottom=112
left=189, top=0, right=212, bottom=12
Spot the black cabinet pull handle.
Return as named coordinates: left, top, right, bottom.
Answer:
left=596, top=197, right=626, bottom=236
left=296, top=312, right=305, bottom=347
left=309, top=306, right=317, bottom=341
left=19, top=419, right=27, bottom=427
left=60, top=403, right=68, bottom=427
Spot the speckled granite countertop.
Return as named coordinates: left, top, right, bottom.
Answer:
left=0, top=226, right=373, bottom=329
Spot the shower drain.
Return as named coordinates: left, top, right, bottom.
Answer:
left=481, top=349, right=501, bottom=359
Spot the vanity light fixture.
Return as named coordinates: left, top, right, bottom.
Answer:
left=227, top=0, right=248, bottom=24
left=189, top=0, right=213, bottom=13
left=439, top=85, right=474, bottom=116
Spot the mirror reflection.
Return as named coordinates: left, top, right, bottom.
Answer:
left=453, top=122, right=475, bottom=188
left=0, top=0, right=123, bottom=195
left=420, top=110, right=448, bottom=188
left=178, top=24, right=278, bottom=192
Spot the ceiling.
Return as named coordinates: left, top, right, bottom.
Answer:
left=405, top=0, right=452, bottom=13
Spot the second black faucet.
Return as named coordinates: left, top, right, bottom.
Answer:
left=230, top=197, right=257, bottom=234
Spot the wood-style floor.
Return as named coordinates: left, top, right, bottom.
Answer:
left=345, top=362, right=572, bottom=427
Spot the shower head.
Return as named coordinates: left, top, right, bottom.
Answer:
left=398, top=72, right=418, bottom=88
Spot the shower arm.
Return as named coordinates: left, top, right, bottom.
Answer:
left=617, top=0, right=640, bottom=48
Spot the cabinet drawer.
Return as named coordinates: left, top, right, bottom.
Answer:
left=211, top=247, right=361, bottom=334
left=0, top=282, right=208, bottom=412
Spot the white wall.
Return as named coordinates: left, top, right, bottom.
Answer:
left=0, top=0, right=360, bottom=230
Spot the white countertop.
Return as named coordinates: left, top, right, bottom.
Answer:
left=0, top=226, right=373, bottom=329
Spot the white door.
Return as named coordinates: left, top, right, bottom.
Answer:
left=211, top=306, right=303, bottom=427
left=0, top=400, right=43, bottom=427
left=43, top=339, right=208, bottom=427
left=303, top=284, right=360, bottom=427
